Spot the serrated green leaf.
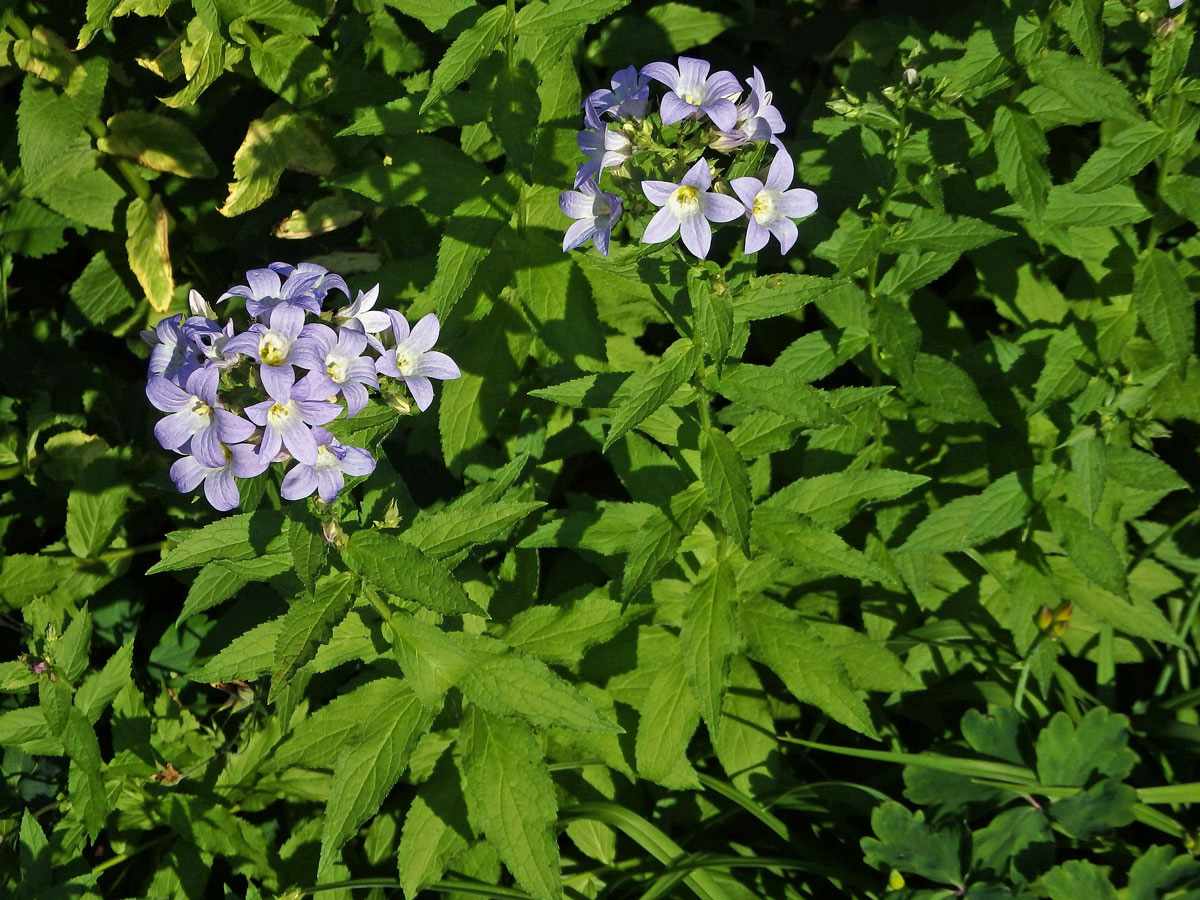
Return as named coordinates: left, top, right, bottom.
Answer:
left=398, top=751, right=472, bottom=897
left=516, top=0, right=628, bottom=34
left=1070, top=432, right=1107, bottom=521
left=1040, top=184, right=1151, bottom=226
left=503, top=594, right=634, bottom=666
left=270, top=571, right=357, bottom=700
left=621, top=483, right=707, bottom=601
left=1070, top=122, right=1167, bottom=194
left=1105, top=445, right=1187, bottom=492
left=19, top=808, right=51, bottom=897
left=40, top=678, right=72, bottom=735
left=1128, top=845, right=1200, bottom=900
left=186, top=617, right=281, bottom=682
left=1028, top=51, right=1141, bottom=125
left=405, top=501, right=544, bottom=559
left=898, top=465, right=1056, bottom=554
left=286, top=507, right=326, bottom=595
left=680, top=557, right=739, bottom=737
left=1032, top=325, right=1091, bottom=411
left=1045, top=501, right=1127, bottom=596
left=716, top=364, right=844, bottom=425
left=74, top=641, right=133, bottom=723
left=65, top=456, right=129, bottom=558
left=148, top=510, right=286, bottom=574
left=384, top=0, right=476, bottom=31
left=68, top=252, right=136, bottom=325
left=603, top=338, right=695, bottom=451
left=731, top=273, right=832, bottom=322
left=764, top=468, right=929, bottom=529
left=97, top=110, right=217, bottom=177
left=1061, top=0, right=1102, bottom=64
left=421, top=5, right=512, bottom=113
left=700, top=426, right=752, bottom=556
left=1035, top=707, right=1136, bottom=787
left=319, top=678, right=436, bottom=871
left=755, top=507, right=889, bottom=583
left=905, top=352, right=997, bottom=424
left=886, top=216, right=1010, bottom=254
left=1134, top=248, right=1194, bottom=374
left=342, top=529, right=483, bottom=616
left=462, top=707, right=561, bottom=900
left=63, top=707, right=106, bottom=840
left=635, top=655, right=701, bottom=789
left=54, top=606, right=92, bottom=684
left=1049, top=778, right=1136, bottom=840
left=992, top=105, right=1050, bottom=218
left=740, top=600, right=877, bottom=739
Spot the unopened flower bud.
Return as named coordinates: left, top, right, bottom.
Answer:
left=322, top=518, right=347, bottom=548
left=903, top=67, right=919, bottom=86
left=888, top=870, right=906, bottom=891
left=1036, top=605, right=1055, bottom=632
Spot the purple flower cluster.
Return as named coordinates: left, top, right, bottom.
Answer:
left=142, top=263, right=460, bottom=511
left=561, top=57, right=817, bottom=259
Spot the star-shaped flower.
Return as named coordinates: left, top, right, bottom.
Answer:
left=560, top=180, right=623, bottom=256
left=280, top=427, right=376, bottom=503
left=730, top=148, right=818, bottom=254
left=641, top=56, right=741, bottom=131
left=375, top=312, right=460, bottom=411
left=147, top=366, right=255, bottom=467
left=641, top=157, right=745, bottom=258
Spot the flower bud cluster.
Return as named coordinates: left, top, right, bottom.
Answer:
left=560, top=56, right=818, bottom=259
left=142, top=262, right=460, bottom=511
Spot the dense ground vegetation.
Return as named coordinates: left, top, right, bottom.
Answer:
left=2, top=0, right=1200, bottom=898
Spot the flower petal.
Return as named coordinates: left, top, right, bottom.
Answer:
left=560, top=190, right=592, bottom=219
left=415, top=351, right=460, bottom=381
left=676, top=56, right=711, bottom=88
left=315, top=468, right=345, bottom=503
left=563, top=218, right=598, bottom=251
left=215, top=409, right=256, bottom=445
left=658, top=92, right=695, bottom=125
left=204, top=469, right=240, bottom=511
left=146, top=376, right=190, bottom=413
left=342, top=380, right=369, bottom=417
left=191, top=423, right=224, bottom=468
left=780, top=188, right=819, bottom=219
left=281, top=463, right=319, bottom=501
left=681, top=157, right=712, bottom=191
left=170, top=456, right=207, bottom=493
left=642, top=180, right=677, bottom=206
left=640, top=61, right=678, bottom=89
left=260, top=362, right=296, bottom=401
left=744, top=220, right=770, bottom=254
left=405, top=375, right=434, bottom=411
left=765, top=147, right=795, bottom=191
left=245, top=268, right=281, bottom=300
left=409, top=313, right=441, bottom=352
left=279, top=416, right=318, bottom=465
left=231, top=443, right=271, bottom=478
left=155, top=411, right=199, bottom=451
left=642, top=205, right=681, bottom=244
left=703, top=192, right=746, bottom=224
left=769, top=216, right=799, bottom=254
left=340, top=446, right=376, bottom=478
left=702, top=98, right=738, bottom=132
left=729, top=176, right=761, bottom=211
left=679, top=213, right=711, bottom=258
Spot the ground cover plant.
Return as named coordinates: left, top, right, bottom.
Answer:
left=1, top=0, right=1199, bottom=897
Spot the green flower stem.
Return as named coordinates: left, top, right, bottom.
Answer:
left=1154, top=575, right=1200, bottom=697
left=91, top=833, right=174, bottom=875
left=73, top=540, right=168, bottom=567
left=1144, top=92, right=1182, bottom=254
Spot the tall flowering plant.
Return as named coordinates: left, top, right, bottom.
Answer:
left=560, top=57, right=818, bottom=259
left=142, top=263, right=459, bottom=511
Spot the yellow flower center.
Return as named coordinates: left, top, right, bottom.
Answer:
left=683, top=91, right=698, bottom=105
left=752, top=189, right=781, bottom=225
left=316, top=445, right=337, bottom=468
left=668, top=185, right=701, bottom=218
left=267, top=401, right=291, bottom=428
left=395, top=349, right=418, bottom=376
left=189, top=398, right=212, bottom=419
left=259, top=333, right=289, bottom=366
left=326, top=358, right=347, bottom=383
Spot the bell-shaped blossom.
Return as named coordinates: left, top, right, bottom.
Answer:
left=244, top=383, right=343, bottom=467
left=711, top=67, right=786, bottom=151
left=576, top=104, right=634, bottom=186
left=334, top=284, right=392, bottom=347
left=147, top=366, right=255, bottom=467
left=280, top=427, right=376, bottom=503
left=188, top=289, right=218, bottom=320
left=560, top=180, right=623, bottom=256
left=587, top=65, right=649, bottom=121
left=376, top=311, right=460, bottom=412
left=219, top=266, right=323, bottom=318
left=171, top=442, right=268, bottom=511
left=291, top=325, right=379, bottom=417
left=730, top=148, right=818, bottom=254
left=268, top=261, right=349, bottom=305
left=142, top=314, right=203, bottom=386
left=224, top=305, right=317, bottom=398
left=642, top=56, right=740, bottom=131
left=641, top=157, right=745, bottom=258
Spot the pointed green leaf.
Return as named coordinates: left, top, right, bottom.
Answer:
left=421, top=5, right=513, bottom=112
left=680, top=557, right=739, bottom=736
left=1070, top=122, right=1167, bottom=194
left=754, top=507, right=889, bottom=583
left=319, top=678, right=436, bottom=871
left=398, top=751, right=472, bottom=897
left=635, top=657, right=701, bottom=789
left=603, top=338, right=695, bottom=451
left=462, top=708, right=561, bottom=900
left=993, top=105, right=1051, bottom=218
left=270, top=572, right=357, bottom=701
left=700, top=426, right=752, bottom=555
left=342, top=529, right=484, bottom=616
left=1134, top=248, right=1194, bottom=373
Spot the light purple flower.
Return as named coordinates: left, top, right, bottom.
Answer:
left=188, top=289, right=218, bottom=320
left=224, top=305, right=318, bottom=398
left=280, top=427, right=376, bottom=503
left=142, top=314, right=203, bottom=386
left=376, top=312, right=460, bottom=412
left=729, top=148, right=818, bottom=255
left=641, top=157, right=745, bottom=258
left=244, top=386, right=343, bottom=467
left=170, top=442, right=267, bottom=511
left=560, top=181, right=623, bottom=256
left=147, top=366, right=255, bottom=467
left=268, top=261, right=349, bottom=305
left=334, top=284, right=392, bottom=348
left=711, top=67, right=786, bottom=151
left=576, top=103, right=634, bottom=186
left=291, top=324, right=379, bottom=417
left=1171, top=0, right=1185, bottom=8
left=219, top=267, right=323, bottom=318
left=586, top=65, right=649, bottom=121
left=641, top=57, right=741, bottom=131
